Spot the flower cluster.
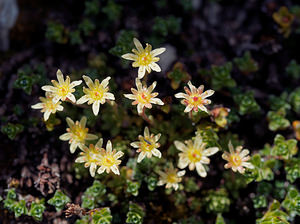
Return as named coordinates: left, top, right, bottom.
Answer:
left=32, top=70, right=115, bottom=119
left=75, top=139, right=124, bottom=177
left=31, top=38, right=256, bottom=189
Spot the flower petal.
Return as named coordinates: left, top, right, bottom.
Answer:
left=151, top=47, right=166, bottom=56
left=59, top=133, right=72, bottom=141
left=89, top=163, right=97, bottom=177
left=137, top=152, right=146, bottom=163
left=106, top=140, right=112, bottom=153
left=200, top=90, right=215, bottom=99
left=92, top=101, right=100, bottom=115
left=122, top=53, right=138, bottom=61
left=174, top=92, right=188, bottom=99
left=77, top=95, right=89, bottom=104
left=174, top=141, right=187, bottom=152
left=56, top=69, right=64, bottom=84
left=196, top=163, right=207, bottom=177
left=152, top=148, right=161, bottom=158
left=133, top=38, right=144, bottom=52
left=31, top=103, right=44, bottom=109
left=138, top=66, right=146, bottom=79
left=203, top=147, right=219, bottom=156
left=149, top=62, right=161, bottom=72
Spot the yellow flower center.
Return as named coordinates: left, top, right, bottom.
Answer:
left=138, top=52, right=153, bottom=66
left=70, top=125, right=88, bottom=143
left=229, top=154, right=242, bottom=167
left=140, top=137, right=155, bottom=152
left=88, top=85, right=107, bottom=101
left=86, top=148, right=100, bottom=163
left=44, top=98, right=58, bottom=111
left=137, top=92, right=151, bottom=104
left=101, top=155, right=117, bottom=167
left=166, top=172, right=179, bottom=184
left=187, top=148, right=202, bottom=163
left=57, top=84, right=71, bottom=97
left=188, top=94, right=202, bottom=107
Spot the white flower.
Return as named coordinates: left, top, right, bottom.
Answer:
left=130, top=127, right=162, bottom=163
left=157, top=164, right=185, bottom=190
left=41, top=69, right=82, bottom=103
left=121, top=38, right=166, bottom=79
left=175, top=135, right=219, bottom=177
left=77, top=75, right=115, bottom=115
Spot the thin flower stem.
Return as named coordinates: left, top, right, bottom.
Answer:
left=188, top=110, right=193, bottom=120
left=140, top=107, right=152, bottom=125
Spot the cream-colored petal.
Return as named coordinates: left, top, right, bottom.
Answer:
left=77, top=95, right=89, bottom=104
left=70, top=142, right=78, bottom=154
left=97, top=165, right=106, bottom=174
left=104, top=92, right=115, bottom=100
left=56, top=69, right=64, bottom=84
left=133, top=38, right=144, bottom=52
left=130, top=141, right=140, bottom=148
left=137, top=152, right=146, bottom=163
left=151, top=47, right=166, bottom=56
left=147, top=81, right=157, bottom=93
left=57, top=105, right=64, bottom=111
left=177, top=170, right=186, bottom=177
left=150, top=98, right=164, bottom=105
left=96, top=138, right=103, bottom=148
left=203, top=147, right=219, bottom=156
left=80, top=116, right=87, bottom=127
left=31, top=103, right=44, bottom=109
left=135, top=78, right=142, bottom=90
left=66, top=117, right=74, bottom=127
left=92, top=101, right=100, bottom=115
left=75, top=156, right=86, bottom=163
left=154, top=133, right=161, bottom=142
left=240, top=149, right=250, bottom=158
left=152, top=148, right=161, bottom=158
left=124, top=94, right=136, bottom=100
left=89, top=163, right=97, bottom=177
left=198, top=105, right=208, bottom=113
left=70, top=80, right=82, bottom=88
left=111, top=165, right=120, bottom=175
left=200, top=90, right=215, bottom=99
left=86, top=134, right=98, bottom=140
left=114, top=151, right=124, bottom=159
left=174, top=92, right=188, bottom=99
left=184, top=104, right=194, bottom=113
left=52, top=96, right=61, bottom=104
left=200, top=156, right=210, bottom=164
left=59, top=133, right=72, bottom=141
left=67, top=94, right=76, bottom=103
left=82, top=75, right=94, bottom=88
left=194, top=136, right=203, bottom=149
left=122, top=53, right=138, bottom=61
left=157, top=180, right=164, bottom=186
left=174, top=141, right=187, bottom=152
left=101, top=76, right=111, bottom=88
left=137, top=103, right=144, bottom=114
left=178, top=158, right=189, bottom=169
left=143, top=127, right=149, bottom=137
left=106, top=140, right=112, bottom=153
left=196, top=163, right=207, bottom=177
left=149, top=62, right=161, bottom=72
left=42, top=85, right=56, bottom=92
left=228, top=141, right=234, bottom=153
left=44, top=111, right=51, bottom=121
left=138, top=66, right=146, bottom=79
left=242, top=162, right=254, bottom=169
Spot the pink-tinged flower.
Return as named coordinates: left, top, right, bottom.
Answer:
left=124, top=78, right=164, bottom=114
left=59, top=117, right=98, bottom=154
left=31, top=92, right=64, bottom=121
left=77, top=75, right=115, bottom=115
left=222, top=141, right=254, bottom=174
left=175, top=135, right=219, bottom=177
left=175, top=81, right=214, bottom=113
left=130, top=127, right=162, bottom=163
left=42, top=69, right=82, bottom=103
left=97, top=140, right=124, bottom=175
left=157, top=164, right=185, bottom=191
left=121, top=38, right=166, bottom=79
